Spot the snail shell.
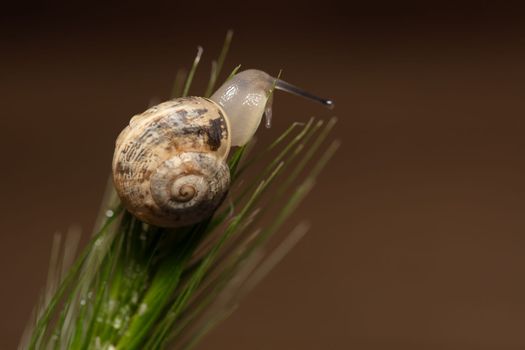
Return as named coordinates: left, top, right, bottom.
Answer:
left=112, top=69, right=334, bottom=228
left=112, top=97, right=231, bottom=227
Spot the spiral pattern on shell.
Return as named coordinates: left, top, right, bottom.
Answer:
left=149, top=152, right=230, bottom=227
left=112, top=97, right=231, bottom=227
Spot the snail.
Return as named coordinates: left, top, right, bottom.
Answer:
left=112, top=69, right=334, bottom=228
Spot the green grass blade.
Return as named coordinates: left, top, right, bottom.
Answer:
left=171, top=69, right=187, bottom=99
left=182, top=46, right=203, bottom=97
left=27, top=206, right=122, bottom=350
left=226, top=64, right=241, bottom=81
left=24, top=32, right=338, bottom=350
left=204, top=30, right=234, bottom=97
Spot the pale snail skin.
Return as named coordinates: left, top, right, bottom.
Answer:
left=112, top=69, right=333, bottom=228
left=211, top=69, right=276, bottom=146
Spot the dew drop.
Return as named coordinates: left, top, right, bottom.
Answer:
left=131, top=292, right=139, bottom=304
left=94, top=237, right=103, bottom=247
left=264, top=94, right=273, bottom=129
left=108, top=299, right=116, bottom=312
left=105, top=210, right=114, bottom=218
left=138, top=303, right=148, bottom=315
left=264, top=105, right=272, bottom=128
left=113, top=317, right=122, bottom=329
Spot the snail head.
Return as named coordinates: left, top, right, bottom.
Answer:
left=210, top=69, right=334, bottom=146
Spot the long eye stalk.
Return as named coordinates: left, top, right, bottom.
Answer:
left=275, top=79, right=335, bottom=109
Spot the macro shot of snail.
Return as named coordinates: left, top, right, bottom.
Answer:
left=16, top=31, right=338, bottom=350
left=4, top=4, right=524, bottom=350
left=113, top=69, right=334, bottom=228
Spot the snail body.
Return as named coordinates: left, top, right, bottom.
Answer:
left=113, top=70, right=333, bottom=228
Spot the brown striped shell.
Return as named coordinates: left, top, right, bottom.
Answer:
left=112, top=97, right=231, bottom=228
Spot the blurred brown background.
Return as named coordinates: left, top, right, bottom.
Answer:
left=2, top=2, right=525, bottom=349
